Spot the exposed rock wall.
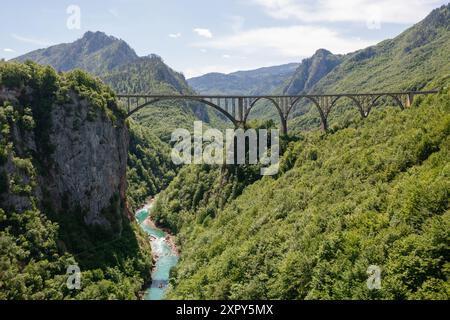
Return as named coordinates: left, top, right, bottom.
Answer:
left=0, top=87, right=129, bottom=233
left=46, top=92, right=129, bottom=230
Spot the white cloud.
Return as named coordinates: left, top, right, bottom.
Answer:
left=193, top=28, right=213, bottom=38
left=3, top=48, right=15, bottom=53
left=11, top=33, right=52, bottom=46
left=222, top=54, right=231, bottom=59
left=251, top=0, right=443, bottom=24
left=193, top=25, right=374, bottom=59
left=169, top=33, right=181, bottom=38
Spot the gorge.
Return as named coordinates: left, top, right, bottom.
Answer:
left=0, top=3, right=449, bottom=300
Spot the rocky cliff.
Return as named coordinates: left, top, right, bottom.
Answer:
left=0, top=61, right=129, bottom=234
left=283, top=49, right=342, bottom=95
left=0, top=62, right=152, bottom=299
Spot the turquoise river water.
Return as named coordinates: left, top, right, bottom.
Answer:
left=135, top=202, right=179, bottom=300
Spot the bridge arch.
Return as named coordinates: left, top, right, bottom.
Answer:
left=330, top=95, right=366, bottom=118
left=244, top=97, right=284, bottom=121
left=288, top=96, right=331, bottom=131
left=119, top=90, right=436, bottom=134
left=243, top=97, right=287, bottom=132
left=125, top=96, right=238, bottom=126
left=370, top=94, right=405, bottom=114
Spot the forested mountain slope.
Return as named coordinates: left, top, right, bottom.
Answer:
left=134, top=4, right=450, bottom=300
left=0, top=61, right=152, bottom=299
left=14, top=31, right=219, bottom=205
left=15, top=31, right=138, bottom=76
left=156, top=87, right=450, bottom=300
left=14, top=31, right=220, bottom=140
left=250, top=4, right=450, bottom=130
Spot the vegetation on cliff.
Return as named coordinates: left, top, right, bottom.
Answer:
left=0, top=61, right=151, bottom=299
left=155, top=88, right=449, bottom=299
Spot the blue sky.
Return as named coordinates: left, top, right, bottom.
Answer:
left=1, top=0, right=447, bottom=77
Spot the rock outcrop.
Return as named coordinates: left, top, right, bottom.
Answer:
left=283, top=49, right=342, bottom=95
left=45, top=92, right=129, bottom=231
left=0, top=63, right=129, bottom=234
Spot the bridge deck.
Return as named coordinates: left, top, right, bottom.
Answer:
left=117, top=90, right=439, bottom=133
left=117, top=90, right=438, bottom=99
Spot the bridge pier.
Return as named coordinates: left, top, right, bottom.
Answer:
left=238, top=98, right=244, bottom=122
left=280, top=116, right=288, bottom=136
left=234, top=120, right=246, bottom=130
left=320, top=116, right=329, bottom=132
left=406, top=92, right=414, bottom=107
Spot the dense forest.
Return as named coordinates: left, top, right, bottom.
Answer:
left=1, top=3, right=449, bottom=301
left=155, top=87, right=449, bottom=299
left=0, top=62, right=152, bottom=299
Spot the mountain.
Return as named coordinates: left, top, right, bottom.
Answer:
left=282, top=49, right=342, bottom=95
left=309, top=4, right=450, bottom=94
left=12, top=30, right=228, bottom=220
left=187, top=63, right=299, bottom=95
left=14, top=31, right=192, bottom=98
left=15, top=31, right=138, bottom=75
left=3, top=3, right=449, bottom=301
left=14, top=31, right=224, bottom=139
left=243, top=4, right=450, bottom=130
left=103, top=54, right=192, bottom=94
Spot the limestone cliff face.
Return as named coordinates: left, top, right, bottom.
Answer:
left=0, top=84, right=129, bottom=234
left=45, top=92, right=129, bottom=230
left=283, top=49, right=342, bottom=95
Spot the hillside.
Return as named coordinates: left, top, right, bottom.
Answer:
left=312, top=4, right=450, bottom=93
left=13, top=31, right=226, bottom=204
left=282, top=49, right=342, bottom=95
left=14, top=31, right=224, bottom=140
left=154, top=86, right=450, bottom=300
left=15, top=31, right=138, bottom=76
left=147, top=6, right=450, bottom=300
left=286, top=4, right=450, bottom=131
left=4, top=3, right=449, bottom=302
left=248, top=4, right=450, bottom=130
left=187, top=63, right=299, bottom=95
left=0, top=61, right=152, bottom=299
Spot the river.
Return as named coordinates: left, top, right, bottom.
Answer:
left=135, top=199, right=179, bottom=300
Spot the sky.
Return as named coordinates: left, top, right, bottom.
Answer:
left=0, top=0, right=447, bottom=78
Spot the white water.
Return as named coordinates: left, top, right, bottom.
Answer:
left=135, top=202, right=178, bottom=300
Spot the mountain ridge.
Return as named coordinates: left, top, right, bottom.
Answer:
left=15, top=31, right=139, bottom=75
left=187, top=63, right=299, bottom=95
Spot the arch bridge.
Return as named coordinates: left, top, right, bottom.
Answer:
left=117, top=91, right=438, bottom=134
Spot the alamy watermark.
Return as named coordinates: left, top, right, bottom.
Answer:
left=366, top=5, right=382, bottom=30
left=66, top=264, right=81, bottom=290
left=367, top=265, right=381, bottom=290
left=171, top=121, right=280, bottom=175
left=66, top=5, right=81, bottom=30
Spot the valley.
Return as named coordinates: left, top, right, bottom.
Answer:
left=0, top=3, right=449, bottom=301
